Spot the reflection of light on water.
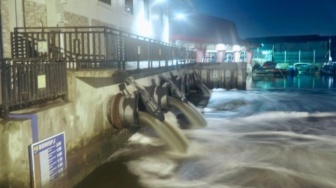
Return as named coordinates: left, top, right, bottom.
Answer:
left=297, top=76, right=301, bottom=88
left=313, top=77, right=315, bottom=88
left=246, top=76, right=252, bottom=90
left=329, top=77, right=333, bottom=88
left=250, top=75, right=336, bottom=89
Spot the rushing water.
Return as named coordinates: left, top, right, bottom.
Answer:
left=77, top=75, right=336, bottom=188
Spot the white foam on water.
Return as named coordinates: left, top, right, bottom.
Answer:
left=128, top=132, right=164, bottom=146
left=123, top=110, right=336, bottom=188
left=110, top=88, right=336, bottom=188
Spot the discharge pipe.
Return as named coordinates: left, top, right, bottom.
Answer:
left=192, top=71, right=211, bottom=97
left=125, top=77, right=164, bottom=121
left=157, top=76, right=207, bottom=128
left=106, top=92, right=140, bottom=129
left=107, top=76, right=207, bottom=139
left=159, top=75, right=187, bottom=102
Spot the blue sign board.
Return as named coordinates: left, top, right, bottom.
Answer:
left=29, top=132, right=67, bottom=188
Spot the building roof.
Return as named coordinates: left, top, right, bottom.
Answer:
left=170, top=13, right=241, bottom=45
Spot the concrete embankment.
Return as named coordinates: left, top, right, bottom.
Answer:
left=0, top=63, right=246, bottom=187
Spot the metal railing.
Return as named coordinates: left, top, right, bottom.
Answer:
left=11, top=26, right=196, bottom=70
left=1, top=58, right=68, bottom=117
left=3, top=26, right=196, bottom=116
left=252, top=50, right=328, bottom=64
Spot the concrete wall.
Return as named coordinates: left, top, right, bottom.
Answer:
left=1, top=0, right=11, bottom=58
left=0, top=63, right=247, bottom=187
left=62, top=0, right=168, bottom=41
left=25, top=0, right=47, bottom=27
left=0, top=119, right=32, bottom=187
left=64, top=11, right=89, bottom=27
left=1, top=0, right=47, bottom=57
left=193, top=63, right=247, bottom=90
left=0, top=68, right=167, bottom=187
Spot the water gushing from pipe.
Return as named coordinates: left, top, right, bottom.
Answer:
left=138, top=111, right=188, bottom=153
left=167, top=96, right=207, bottom=128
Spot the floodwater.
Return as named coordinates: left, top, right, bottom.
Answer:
left=76, top=75, right=336, bottom=188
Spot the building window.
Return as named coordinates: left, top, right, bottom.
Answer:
left=99, top=0, right=111, bottom=5
left=125, top=0, right=133, bottom=14
left=144, top=0, right=149, bottom=20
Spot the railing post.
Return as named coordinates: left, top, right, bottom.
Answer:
left=159, top=48, right=161, bottom=68
left=137, top=45, right=140, bottom=69
left=150, top=42, right=153, bottom=68
left=175, top=47, right=178, bottom=66
left=117, top=31, right=122, bottom=70
left=61, top=58, right=68, bottom=101
left=164, top=46, right=169, bottom=67
left=1, top=59, right=9, bottom=117
left=147, top=41, right=150, bottom=68
left=121, top=32, right=125, bottom=70
left=104, top=27, right=109, bottom=62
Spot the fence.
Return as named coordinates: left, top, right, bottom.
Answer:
left=11, top=26, right=196, bottom=70
left=252, top=50, right=328, bottom=65
left=3, top=26, right=196, bottom=117
left=1, top=58, right=68, bottom=117
left=273, top=51, right=328, bottom=64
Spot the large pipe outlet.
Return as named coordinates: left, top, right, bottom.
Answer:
left=126, top=77, right=165, bottom=121
left=107, top=92, right=140, bottom=129
left=145, top=83, right=170, bottom=110
left=185, top=71, right=211, bottom=97
left=107, top=75, right=209, bottom=130
left=159, top=75, right=187, bottom=102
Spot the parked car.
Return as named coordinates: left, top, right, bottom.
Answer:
left=320, top=62, right=336, bottom=76
left=288, top=63, right=319, bottom=75
left=253, top=61, right=288, bottom=77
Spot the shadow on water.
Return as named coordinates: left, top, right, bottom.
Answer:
left=73, top=157, right=143, bottom=188
left=73, top=145, right=165, bottom=188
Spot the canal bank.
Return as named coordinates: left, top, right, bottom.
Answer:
left=0, top=62, right=246, bottom=187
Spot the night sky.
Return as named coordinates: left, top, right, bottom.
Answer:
left=190, top=0, right=336, bottom=39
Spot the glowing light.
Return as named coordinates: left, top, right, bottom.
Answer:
left=232, top=45, right=241, bottom=51
left=261, top=50, right=271, bottom=55
left=133, top=9, right=153, bottom=37
left=163, top=19, right=169, bottom=42
left=175, top=13, right=186, bottom=20
left=216, top=44, right=226, bottom=51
